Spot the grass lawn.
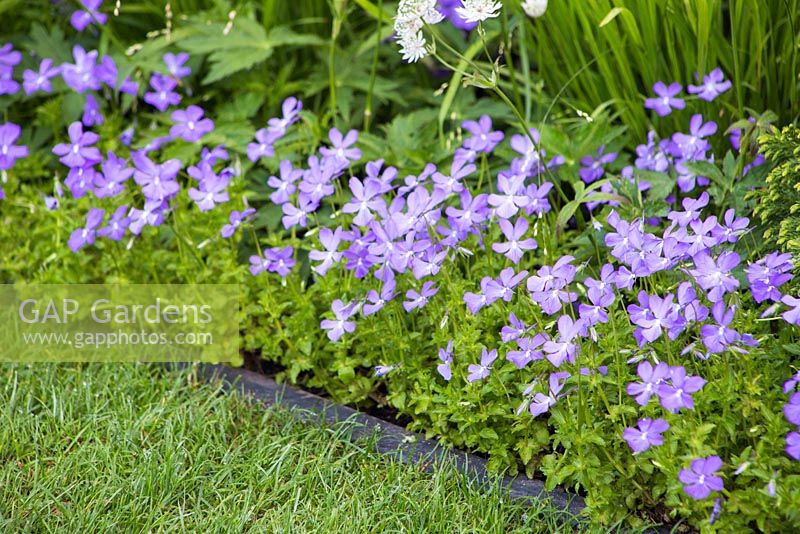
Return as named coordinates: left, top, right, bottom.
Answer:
left=0, top=363, right=576, bottom=533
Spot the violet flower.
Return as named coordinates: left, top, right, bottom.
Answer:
left=644, top=81, right=685, bottom=116
left=626, top=360, right=670, bottom=406
left=132, top=151, right=181, bottom=201
left=462, top=115, right=504, bottom=153
left=144, top=73, right=181, bottom=112
left=343, top=176, right=387, bottom=226
left=466, top=347, right=497, bottom=382
left=529, top=372, right=570, bottom=417
left=0, top=123, right=28, bottom=171
left=689, top=251, right=741, bottom=302
left=71, top=0, right=107, bottom=32
left=403, top=281, right=438, bottom=312
left=507, top=334, right=547, bottom=369
left=579, top=145, right=617, bottom=184
left=363, top=277, right=396, bottom=316
left=97, top=205, right=131, bottom=241
left=320, top=128, right=361, bottom=166
left=22, top=58, right=60, bottom=95
left=688, top=68, right=732, bottom=102
left=61, top=46, right=101, bottom=93
left=247, top=128, right=278, bottom=162
left=679, top=456, right=724, bottom=500
left=94, top=151, right=133, bottom=198
left=170, top=105, right=214, bottom=143
left=437, top=340, right=453, bottom=381
left=309, top=226, right=344, bottom=276
left=220, top=198, right=256, bottom=238
left=786, top=432, right=800, bottom=461
left=623, top=418, right=669, bottom=453
left=320, top=299, right=357, bottom=342
left=543, top=315, right=586, bottom=367
left=0, top=43, right=20, bottom=95
left=785, top=392, right=800, bottom=426
left=163, top=52, right=191, bottom=79
left=657, top=366, right=706, bottom=413
left=68, top=207, right=105, bottom=252
left=488, top=172, right=528, bottom=219
left=52, top=122, right=102, bottom=168
left=782, top=295, right=800, bottom=326
left=500, top=312, right=527, bottom=342
left=701, top=301, right=741, bottom=354
left=268, top=96, right=302, bottom=137
left=492, top=217, right=537, bottom=264
left=82, top=94, right=103, bottom=127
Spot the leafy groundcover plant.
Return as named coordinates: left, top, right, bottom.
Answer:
left=1, top=1, right=800, bottom=531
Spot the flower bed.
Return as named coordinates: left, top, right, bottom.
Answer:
left=2, top=1, right=800, bottom=531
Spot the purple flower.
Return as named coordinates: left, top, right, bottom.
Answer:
left=310, top=226, right=344, bottom=276
left=170, top=105, right=214, bottom=142
left=543, top=315, right=586, bottom=367
left=626, top=361, right=670, bottom=406
left=97, top=205, right=131, bottom=241
left=266, top=246, right=295, bottom=277
left=374, top=364, right=398, bottom=377
left=128, top=200, right=166, bottom=235
left=144, top=73, right=181, bottom=112
left=68, top=207, right=105, bottom=252
left=701, top=301, right=741, bottom=354
left=432, top=158, right=474, bottom=196
left=529, top=372, right=570, bottom=417
left=281, top=194, right=318, bottom=229
left=65, top=165, right=99, bottom=198
left=622, top=418, right=669, bottom=453
left=786, top=432, right=800, bottom=461
left=71, top=0, right=107, bottom=32
left=689, top=251, right=741, bottom=302
left=94, top=151, right=133, bottom=198
left=0, top=43, right=20, bottom=95
left=320, top=299, right=357, bottom=342
left=363, top=277, right=396, bottom=316
left=320, top=128, right=361, bottom=166
left=492, top=217, right=537, bottom=264
left=782, top=295, right=800, bottom=326
left=785, top=392, right=800, bottom=426
left=644, top=82, right=685, bottom=116
left=247, top=128, right=278, bottom=162
left=484, top=267, right=528, bottom=303
left=22, top=58, right=60, bottom=95
left=507, top=334, right=547, bottom=369
left=268, top=96, right=302, bottom=137
left=403, top=281, right=438, bottom=312
left=579, top=145, right=617, bottom=184
left=747, top=252, right=794, bottom=304
left=679, top=456, right=724, bottom=500
left=500, top=312, right=527, bottom=342
left=488, top=172, right=528, bottom=219
left=437, top=340, right=453, bottom=381
left=188, top=165, right=230, bottom=212
left=671, top=114, right=717, bottom=159
left=627, top=292, right=677, bottom=345
left=132, top=151, right=181, bottom=201
left=688, top=68, right=732, bottom=102
left=82, top=94, right=103, bottom=127
left=163, top=52, right=191, bottom=79
left=657, top=366, right=706, bottom=413
left=713, top=208, right=749, bottom=244
left=343, top=176, right=387, bottom=226
left=0, top=123, right=28, bottom=171
left=464, top=277, right=491, bottom=315
left=52, top=122, right=102, bottom=168
left=466, top=347, right=497, bottom=382
left=462, top=115, right=504, bottom=153
left=61, top=46, right=101, bottom=93
left=221, top=198, right=256, bottom=238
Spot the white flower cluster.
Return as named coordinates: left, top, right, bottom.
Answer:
left=455, top=0, right=502, bottom=23
left=521, top=0, right=548, bottom=18
left=394, top=0, right=444, bottom=63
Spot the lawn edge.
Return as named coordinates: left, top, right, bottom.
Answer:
left=185, top=362, right=586, bottom=518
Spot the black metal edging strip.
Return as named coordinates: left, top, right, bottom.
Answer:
left=191, top=363, right=586, bottom=518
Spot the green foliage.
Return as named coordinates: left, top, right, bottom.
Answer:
left=753, top=125, right=800, bottom=264
left=522, top=0, right=800, bottom=140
